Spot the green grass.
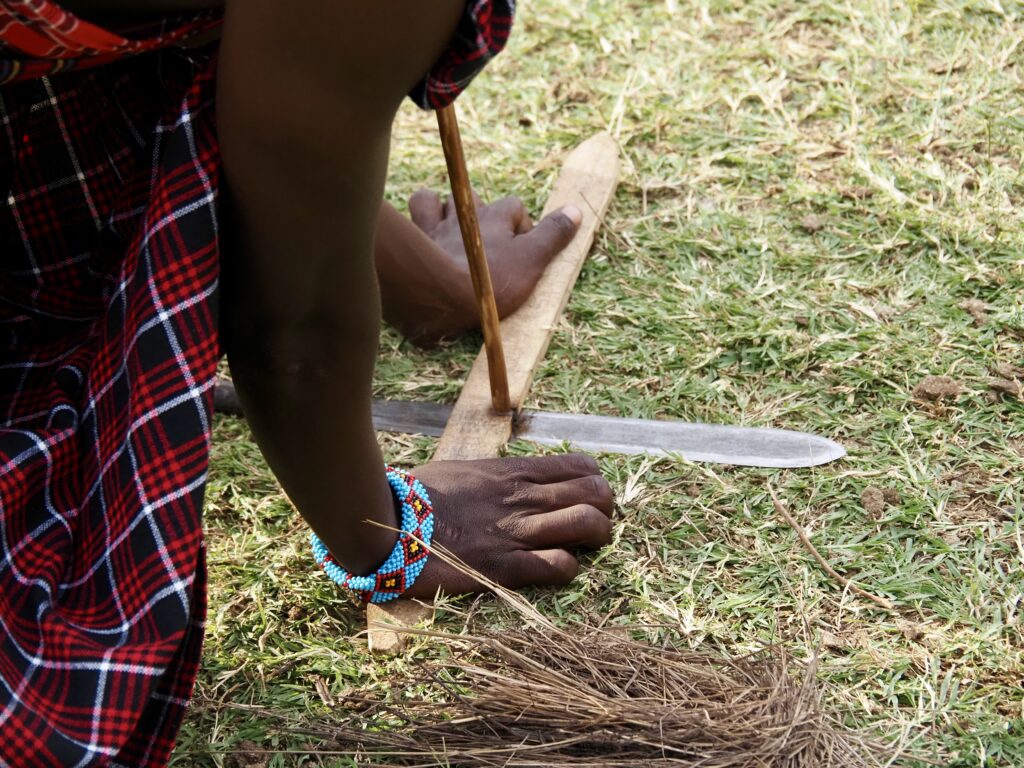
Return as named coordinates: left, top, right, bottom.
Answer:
left=174, top=1, right=1024, bottom=765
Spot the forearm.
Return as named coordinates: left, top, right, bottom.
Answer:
left=215, top=0, right=463, bottom=575
left=219, top=143, right=398, bottom=575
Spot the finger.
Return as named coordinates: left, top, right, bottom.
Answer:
left=442, top=191, right=483, bottom=220
left=518, top=504, right=613, bottom=549
left=501, top=548, right=578, bottom=589
left=529, top=475, right=615, bottom=516
left=408, top=189, right=443, bottom=232
left=488, top=196, right=530, bottom=234
left=515, top=205, right=581, bottom=268
left=502, top=453, right=601, bottom=484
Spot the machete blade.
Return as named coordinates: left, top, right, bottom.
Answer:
left=365, top=397, right=845, bottom=468
left=513, top=410, right=845, bottom=468
left=214, top=382, right=845, bottom=468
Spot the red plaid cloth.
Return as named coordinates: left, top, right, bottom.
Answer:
left=0, top=2, right=513, bottom=766
left=0, top=26, right=219, bottom=768
left=0, top=0, right=516, bottom=110
left=409, top=0, right=516, bottom=109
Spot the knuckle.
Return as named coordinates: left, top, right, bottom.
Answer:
left=555, top=553, right=580, bottom=583
left=409, top=188, right=437, bottom=206
left=504, top=476, right=533, bottom=507
left=500, top=513, right=530, bottom=542
left=496, top=457, right=528, bottom=485
left=577, top=503, right=603, bottom=525
left=561, top=504, right=584, bottom=530
left=580, top=504, right=610, bottom=535
left=500, top=457, right=528, bottom=476
left=499, top=195, right=524, bottom=213
left=484, top=551, right=508, bottom=581
left=518, top=455, right=556, bottom=483
left=571, top=453, right=600, bottom=475
left=590, top=474, right=614, bottom=504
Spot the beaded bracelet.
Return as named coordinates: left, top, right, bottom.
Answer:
left=309, top=466, right=434, bottom=604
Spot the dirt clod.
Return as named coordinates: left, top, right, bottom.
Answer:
left=686, top=484, right=701, bottom=498
left=799, top=213, right=826, bottom=232
left=989, top=378, right=1023, bottom=399
left=820, top=631, right=845, bottom=652
left=899, top=622, right=925, bottom=643
left=861, top=486, right=899, bottom=516
left=912, top=375, right=961, bottom=400
left=881, top=487, right=902, bottom=505
left=988, top=362, right=1023, bottom=400
left=861, top=486, right=886, bottom=517
left=224, top=742, right=268, bottom=768
left=992, top=362, right=1024, bottom=380
left=959, top=298, right=989, bottom=324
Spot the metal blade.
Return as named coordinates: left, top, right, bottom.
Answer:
left=514, top=410, right=845, bottom=468
left=213, top=382, right=844, bottom=468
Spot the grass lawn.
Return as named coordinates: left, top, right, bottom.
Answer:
left=174, top=1, right=1023, bottom=765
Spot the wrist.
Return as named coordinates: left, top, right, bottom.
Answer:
left=310, top=466, right=434, bottom=603
left=288, top=473, right=399, bottom=576
left=348, top=491, right=403, bottom=576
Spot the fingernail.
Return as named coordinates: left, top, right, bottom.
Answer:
left=562, top=205, right=582, bottom=226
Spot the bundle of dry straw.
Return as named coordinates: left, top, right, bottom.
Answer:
left=296, top=547, right=889, bottom=767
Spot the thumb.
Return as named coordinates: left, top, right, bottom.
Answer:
left=517, top=205, right=581, bottom=266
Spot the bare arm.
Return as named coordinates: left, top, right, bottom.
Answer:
left=216, top=0, right=466, bottom=574
left=69, top=0, right=615, bottom=590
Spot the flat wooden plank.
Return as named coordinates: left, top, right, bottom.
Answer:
left=367, top=133, right=619, bottom=651
left=432, top=377, right=513, bottom=461
left=433, top=131, right=620, bottom=461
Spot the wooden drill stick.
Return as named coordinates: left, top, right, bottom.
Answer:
left=436, top=104, right=512, bottom=414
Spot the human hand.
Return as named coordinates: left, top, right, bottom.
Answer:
left=399, top=190, right=581, bottom=341
left=403, top=454, right=614, bottom=597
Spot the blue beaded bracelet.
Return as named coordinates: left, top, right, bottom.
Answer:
left=310, top=466, right=434, bottom=604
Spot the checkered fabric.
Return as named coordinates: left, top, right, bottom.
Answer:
left=0, top=27, right=219, bottom=768
left=409, top=0, right=516, bottom=109
left=0, top=3, right=222, bottom=85
left=0, top=2, right=514, bottom=765
left=0, top=0, right=516, bottom=110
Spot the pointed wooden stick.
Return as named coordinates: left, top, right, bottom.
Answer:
left=436, top=104, right=512, bottom=414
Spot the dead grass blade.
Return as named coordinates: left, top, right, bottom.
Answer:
left=292, top=544, right=896, bottom=767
